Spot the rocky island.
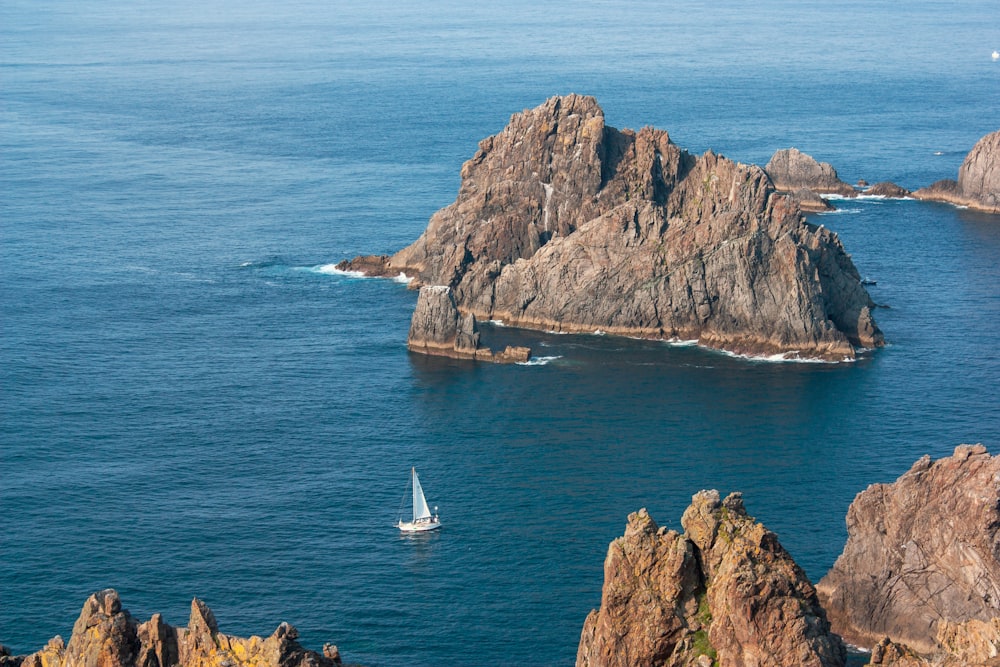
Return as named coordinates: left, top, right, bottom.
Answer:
left=340, top=94, right=884, bottom=362
left=914, top=130, right=1000, bottom=213
left=1, top=590, right=344, bottom=667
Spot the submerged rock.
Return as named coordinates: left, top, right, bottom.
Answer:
left=577, top=491, right=845, bottom=667
left=817, top=445, right=1000, bottom=658
left=11, top=590, right=344, bottom=667
left=913, top=130, right=1000, bottom=213
left=343, top=95, right=883, bottom=361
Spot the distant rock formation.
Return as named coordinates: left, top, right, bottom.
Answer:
left=407, top=285, right=530, bottom=362
left=576, top=491, right=846, bottom=667
left=865, top=182, right=911, bottom=198
left=764, top=148, right=857, bottom=200
left=340, top=95, right=883, bottom=361
left=913, top=130, right=1000, bottom=213
left=4, top=589, right=344, bottom=667
left=817, top=445, right=1000, bottom=659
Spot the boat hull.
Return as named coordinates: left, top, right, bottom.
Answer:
left=397, top=519, right=441, bottom=532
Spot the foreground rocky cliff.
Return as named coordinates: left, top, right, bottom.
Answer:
left=913, top=130, right=1000, bottom=213
left=817, top=444, right=1000, bottom=663
left=577, top=491, right=845, bottom=667
left=1, top=590, right=343, bottom=667
left=340, top=94, right=883, bottom=361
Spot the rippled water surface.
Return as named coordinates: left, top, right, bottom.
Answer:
left=2, top=1, right=999, bottom=664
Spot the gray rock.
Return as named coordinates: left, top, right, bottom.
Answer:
left=408, top=285, right=530, bottom=363
left=865, top=182, right=911, bottom=198
left=346, top=95, right=883, bottom=361
left=913, top=130, right=1000, bottom=213
left=764, top=148, right=857, bottom=197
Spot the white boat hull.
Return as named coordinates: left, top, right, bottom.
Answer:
left=397, top=518, right=441, bottom=532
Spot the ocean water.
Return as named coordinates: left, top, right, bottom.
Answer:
left=2, top=1, right=999, bottom=665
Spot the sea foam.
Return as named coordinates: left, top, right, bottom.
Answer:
left=517, top=355, right=562, bottom=366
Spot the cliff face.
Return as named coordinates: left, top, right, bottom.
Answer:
left=5, top=590, right=343, bottom=667
left=913, top=130, right=1000, bottom=213
left=817, top=445, right=1000, bottom=656
left=577, top=491, right=845, bottom=667
left=407, top=285, right=530, bottom=362
left=341, top=94, right=883, bottom=361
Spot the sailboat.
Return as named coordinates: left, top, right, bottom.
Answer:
left=396, top=467, right=441, bottom=532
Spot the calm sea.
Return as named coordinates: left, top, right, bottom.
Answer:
left=2, top=1, right=999, bottom=664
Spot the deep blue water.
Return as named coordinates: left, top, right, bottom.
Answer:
left=2, top=1, right=999, bottom=665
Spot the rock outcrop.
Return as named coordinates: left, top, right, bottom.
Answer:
left=764, top=148, right=857, bottom=198
left=817, top=445, right=1000, bottom=657
left=865, top=182, right=911, bottom=198
left=407, top=285, right=530, bottom=362
left=7, top=590, right=343, bottom=667
left=577, top=491, right=845, bottom=667
left=866, top=618, right=1000, bottom=667
left=913, top=130, right=1000, bottom=213
left=340, top=95, right=883, bottom=361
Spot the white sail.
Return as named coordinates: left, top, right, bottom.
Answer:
left=411, top=468, right=433, bottom=521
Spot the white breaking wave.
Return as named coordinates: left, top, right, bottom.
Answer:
left=313, top=264, right=365, bottom=277
left=392, top=272, right=413, bottom=284
left=663, top=338, right=699, bottom=347
left=518, top=355, right=562, bottom=366
left=715, top=348, right=853, bottom=364
left=824, top=193, right=915, bottom=202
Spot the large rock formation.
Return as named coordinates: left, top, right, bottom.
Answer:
left=913, top=130, right=1000, bottom=213
left=576, top=491, right=845, bottom=667
left=6, top=590, right=344, bottom=667
left=817, top=445, right=1000, bottom=657
left=340, top=94, right=883, bottom=361
left=407, top=285, right=530, bottom=362
left=764, top=148, right=857, bottom=199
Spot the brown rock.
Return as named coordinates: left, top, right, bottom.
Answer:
left=136, top=615, right=177, bottom=667
left=64, top=589, right=140, bottom=667
left=17, top=591, right=345, bottom=667
left=913, top=130, right=1000, bottom=213
left=764, top=148, right=857, bottom=197
left=333, top=255, right=399, bottom=279
left=345, top=95, right=882, bottom=361
left=868, top=637, right=930, bottom=666
left=577, top=492, right=845, bottom=667
left=935, top=617, right=1000, bottom=666
left=865, top=182, right=911, bottom=198
left=817, top=445, right=1000, bottom=655
left=17, top=637, right=65, bottom=667
left=407, top=285, right=531, bottom=363
left=789, top=188, right=836, bottom=212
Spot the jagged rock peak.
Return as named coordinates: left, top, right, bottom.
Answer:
left=817, top=444, right=1000, bottom=658
left=342, top=95, right=883, bottom=361
left=578, top=492, right=845, bottom=667
left=9, top=590, right=345, bottom=667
